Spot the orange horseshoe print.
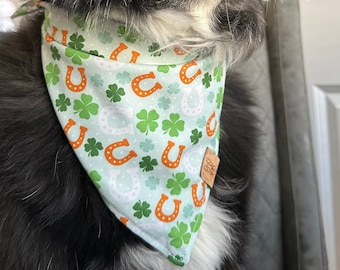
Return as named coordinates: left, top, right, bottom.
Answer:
left=45, top=27, right=68, bottom=45
left=63, top=119, right=88, bottom=149
left=155, top=193, right=182, bottom=223
left=105, top=138, right=137, bottom=166
left=180, top=61, right=202, bottom=84
left=192, top=182, right=206, bottom=207
left=66, top=66, right=87, bottom=92
left=61, top=30, right=69, bottom=46
left=120, top=217, right=129, bottom=226
left=206, top=111, right=217, bottom=137
left=131, top=71, right=163, bottom=97
left=161, top=141, right=186, bottom=169
left=130, top=51, right=141, bottom=63
left=173, top=46, right=187, bottom=56
left=45, top=26, right=58, bottom=43
left=110, top=42, right=128, bottom=60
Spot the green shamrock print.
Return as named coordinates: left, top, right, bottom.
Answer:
left=50, top=45, right=60, bottom=61
left=196, top=116, right=206, bottom=129
left=162, top=113, right=185, bottom=137
left=167, top=82, right=180, bottom=95
left=116, top=71, right=131, bottom=84
left=213, top=63, right=224, bottom=82
left=166, top=172, right=190, bottom=195
left=190, top=129, right=202, bottom=145
left=139, top=156, right=158, bottom=172
left=43, top=9, right=50, bottom=28
left=190, top=213, right=203, bottom=233
left=117, top=25, right=138, bottom=43
left=207, top=91, right=214, bottom=103
left=55, top=94, right=71, bottom=112
left=73, top=94, right=99, bottom=120
left=65, top=33, right=90, bottom=65
left=84, top=138, right=103, bottom=157
left=168, top=222, right=191, bottom=249
left=183, top=204, right=194, bottom=218
left=136, top=109, right=160, bottom=135
left=90, top=73, right=104, bottom=87
left=148, top=42, right=162, bottom=57
left=216, top=87, right=224, bottom=109
left=145, top=176, right=160, bottom=190
left=158, top=97, right=171, bottom=110
left=203, top=58, right=212, bottom=71
left=89, top=170, right=102, bottom=189
left=65, top=47, right=90, bottom=65
left=106, top=84, right=125, bottom=103
left=202, top=72, right=212, bottom=88
left=68, top=32, right=85, bottom=50
left=45, top=63, right=60, bottom=86
left=167, top=255, right=185, bottom=267
left=89, top=50, right=104, bottom=58
left=139, top=139, right=155, bottom=152
left=133, top=200, right=152, bottom=219
left=157, top=64, right=176, bottom=74
left=73, top=16, right=86, bottom=29
left=98, top=31, right=113, bottom=44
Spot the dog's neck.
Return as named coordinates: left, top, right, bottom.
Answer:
left=41, top=4, right=203, bottom=66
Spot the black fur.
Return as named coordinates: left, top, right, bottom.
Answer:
left=0, top=5, right=258, bottom=270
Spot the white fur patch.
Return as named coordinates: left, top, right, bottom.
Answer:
left=107, top=1, right=231, bottom=59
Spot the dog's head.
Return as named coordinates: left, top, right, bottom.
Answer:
left=45, top=0, right=265, bottom=61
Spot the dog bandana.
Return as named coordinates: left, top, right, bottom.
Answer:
left=41, top=4, right=227, bottom=266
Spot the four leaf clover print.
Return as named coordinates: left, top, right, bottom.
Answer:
left=166, top=172, right=190, bottom=195
left=50, top=45, right=61, bottom=61
left=139, top=156, right=158, bottom=172
left=45, top=63, right=60, bottom=86
left=162, top=113, right=185, bottom=137
left=190, top=129, right=202, bottom=145
left=84, top=138, right=103, bottom=157
left=73, top=94, right=99, bottom=120
left=133, top=200, right=152, bottom=219
left=106, top=84, right=126, bottom=103
left=136, top=109, right=160, bottom=135
left=117, top=25, right=139, bottom=44
left=89, top=170, right=102, bottom=189
left=65, top=33, right=90, bottom=65
left=148, top=42, right=162, bottom=57
left=55, top=94, right=71, bottom=112
left=202, top=72, right=212, bottom=88
left=168, top=222, right=191, bottom=249
left=98, top=31, right=113, bottom=44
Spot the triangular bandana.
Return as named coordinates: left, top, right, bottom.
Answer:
left=41, top=5, right=227, bottom=266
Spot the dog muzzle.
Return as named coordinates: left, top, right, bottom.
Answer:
left=41, top=4, right=227, bottom=266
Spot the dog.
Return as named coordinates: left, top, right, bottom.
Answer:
left=0, top=0, right=265, bottom=269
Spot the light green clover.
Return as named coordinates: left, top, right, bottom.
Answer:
left=73, top=94, right=99, bottom=120
left=168, top=222, right=191, bottom=249
left=45, top=63, right=60, bottom=86
left=166, top=172, right=190, bottom=195
left=136, top=109, right=160, bottom=135
left=162, top=113, right=185, bottom=137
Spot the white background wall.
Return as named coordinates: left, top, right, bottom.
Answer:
left=299, top=0, right=340, bottom=269
left=300, top=0, right=340, bottom=86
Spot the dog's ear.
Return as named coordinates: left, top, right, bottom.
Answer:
left=218, top=0, right=266, bottom=61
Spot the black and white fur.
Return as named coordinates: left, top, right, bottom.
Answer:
left=0, top=1, right=265, bottom=269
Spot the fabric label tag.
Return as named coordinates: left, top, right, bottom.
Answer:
left=200, top=148, right=220, bottom=188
